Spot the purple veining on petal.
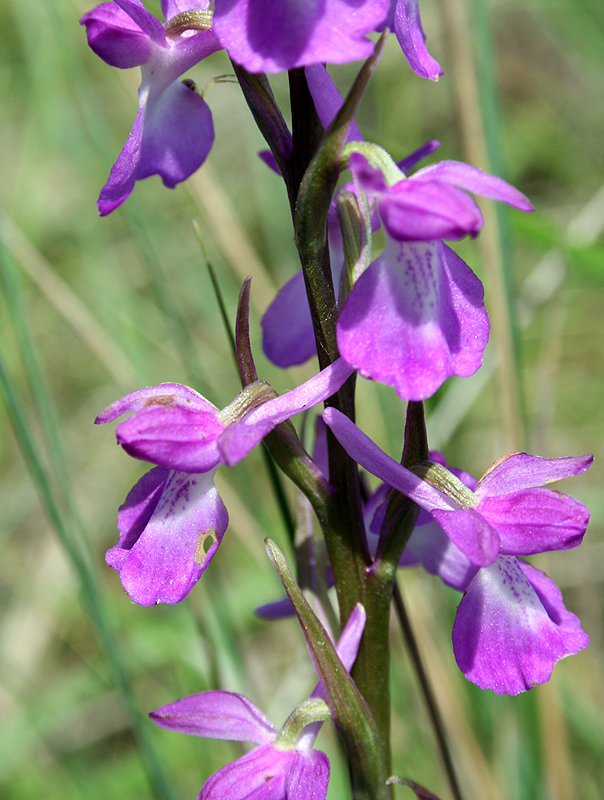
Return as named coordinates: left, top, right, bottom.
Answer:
left=453, top=556, right=589, bottom=695
left=106, top=469, right=227, bottom=605
left=337, top=239, right=489, bottom=400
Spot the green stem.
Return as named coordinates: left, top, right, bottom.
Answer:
left=393, top=581, right=465, bottom=800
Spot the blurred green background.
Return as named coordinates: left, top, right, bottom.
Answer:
left=1, top=0, right=603, bottom=798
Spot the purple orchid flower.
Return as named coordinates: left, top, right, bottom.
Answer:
left=150, top=604, right=366, bottom=799
left=323, top=407, right=592, bottom=694
left=212, top=0, right=390, bottom=73
left=81, top=0, right=221, bottom=215
left=336, top=150, right=533, bottom=400
left=95, top=360, right=354, bottom=604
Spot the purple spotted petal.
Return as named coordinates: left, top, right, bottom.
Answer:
left=213, top=0, right=390, bottom=73
left=476, top=452, right=593, bottom=497
left=106, top=469, right=228, bottom=605
left=115, top=465, right=169, bottom=549
left=261, top=270, right=318, bottom=367
left=404, top=521, right=477, bottom=591
left=95, top=382, right=218, bottom=424
left=477, top=488, right=589, bottom=556
left=413, top=161, right=533, bottom=211
left=337, top=239, right=489, bottom=400
left=431, top=508, right=500, bottom=567
left=80, top=3, right=153, bottom=68
left=137, top=80, right=214, bottom=188
left=452, top=556, right=589, bottom=694
left=150, top=691, right=276, bottom=743
left=115, top=404, right=224, bottom=471
left=391, top=0, right=442, bottom=81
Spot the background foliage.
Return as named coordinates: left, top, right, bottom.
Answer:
left=1, top=0, right=603, bottom=798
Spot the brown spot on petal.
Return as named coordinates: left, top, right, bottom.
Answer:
left=194, top=530, right=217, bottom=566
left=143, top=395, right=177, bottom=407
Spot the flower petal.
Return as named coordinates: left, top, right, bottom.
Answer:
left=106, top=469, right=227, bottom=604
left=453, top=556, right=589, bottom=694
left=261, top=270, right=318, bottom=368
left=413, top=161, right=533, bottom=212
left=81, top=2, right=153, bottom=68
left=219, top=359, right=355, bottom=466
left=379, top=179, right=484, bottom=240
left=285, top=750, right=330, bottom=800
left=431, top=508, right=500, bottom=567
left=116, top=466, right=170, bottom=549
left=478, top=488, right=589, bottom=555
left=114, top=0, right=165, bottom=43
left=397, top=139, right=440, bottom=175
left=150, top=691, right=276, bottom=744
left=476, top=452, right=593, bottom=497
left=213, top=0, right=390, bottom=73
left=97, top=95, right=147, bottom=216
left=392, top=0, right=442, bottom=81
left=305, top=63, right=364, bottom=141
left=138, top=81, right=214, bottom=188
left=337, top=239, right=489, bottom=400
left=115, top=404, right=224, bottom=471
left=199, top=744, right=292, bottom=800
left=95, top=382, right=218, bottom=424
left=322, top=408, right=454, bottom=512
left=404, top=520, right=477, bottom=591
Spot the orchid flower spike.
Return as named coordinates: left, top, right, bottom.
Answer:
left=324, top=407, right=592, bottom=694
left=150, top=605, right=367, bottom=799
left=81, top=0, right=222, bottom=214
left=95, top=360, right=353, bottom=605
